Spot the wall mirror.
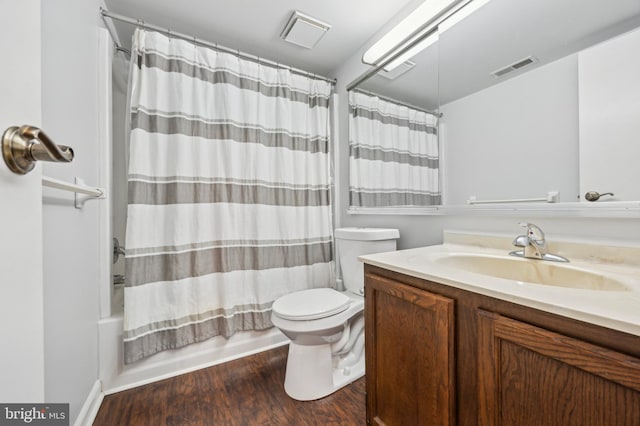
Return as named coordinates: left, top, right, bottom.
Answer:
left=347, top=24, right=441, bottom=210
left=348, top=0, right=640, bottom=211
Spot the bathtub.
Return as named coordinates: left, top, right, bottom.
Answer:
left=99, top=284, right=288, bottom=394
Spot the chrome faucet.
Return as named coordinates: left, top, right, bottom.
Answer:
left=509, top=222, right=569, bottom=262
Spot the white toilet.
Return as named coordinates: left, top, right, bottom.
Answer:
left=271, top=227, right=399, bottom=401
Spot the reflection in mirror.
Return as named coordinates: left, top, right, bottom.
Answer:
left=357, top=29, right=439, bottom=112
left=348, top=88, right=441, bottom=208
left=349, top=0, right=640, bottom=207
left=439, top=0, right=640, bottom=205
left=577, top=27, right=640, bottom=202
left=348, top=26, right=442, bottom=210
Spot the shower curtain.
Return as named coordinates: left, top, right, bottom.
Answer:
left=349, top=90, right=441, bottom=207
left=124, top=29, right=334, bottom=364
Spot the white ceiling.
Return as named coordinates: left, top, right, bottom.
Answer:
left=102, top=0, right=418, bottom=76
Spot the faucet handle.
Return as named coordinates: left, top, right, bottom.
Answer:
left=518, top=222, right=545, bottom=245
left=512, top=234, right=530, bottom=247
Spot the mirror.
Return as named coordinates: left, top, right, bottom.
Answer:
left=349, top=0, right=640, bottom=207
left=348, top=30, right=441, bottom=209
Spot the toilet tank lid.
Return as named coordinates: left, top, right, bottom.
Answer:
left=335, top=227, right=399, bottom=241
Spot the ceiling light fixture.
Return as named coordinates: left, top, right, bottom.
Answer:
left=438, top=0, right=491, bottom=33
left=363, top=0, right=489, bottom=71
left=281, top=11, right=331, bottom=49
left=383, top=31, right=439, bottom=71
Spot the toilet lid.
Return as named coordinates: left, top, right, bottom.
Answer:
left=272, top=288, right=351, bottom=321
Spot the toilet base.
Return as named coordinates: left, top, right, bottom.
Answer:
left=283, top=341, right=365, bottom=401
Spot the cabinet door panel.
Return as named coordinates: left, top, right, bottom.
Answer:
left=365, top=273, right=455, bottom=426
left=478, top=310, right=640, bottom=426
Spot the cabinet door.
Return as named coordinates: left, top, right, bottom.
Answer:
left=365, top=273, right=455, bottom=426
left=478, top=310, right=640, bottom=426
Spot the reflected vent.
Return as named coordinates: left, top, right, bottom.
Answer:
left=491, top=56, right=538, bottom=78
left=380, top=60, right=416, bottom=80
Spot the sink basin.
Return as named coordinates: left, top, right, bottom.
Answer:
left=434, top=253, right=631, bottom=291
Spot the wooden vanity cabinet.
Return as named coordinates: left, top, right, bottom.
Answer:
left=364, top=265, right=640, bottom=426
left=478, top=311, right=640, bottom=425
left=365, top=273, right=455, bottom=425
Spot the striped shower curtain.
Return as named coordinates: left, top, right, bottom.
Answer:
left=349, top=90, right=441, bottom=207
left=123, top=29, right=334, bottom=364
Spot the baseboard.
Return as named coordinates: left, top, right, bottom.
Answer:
left=74, top=380, right=104, bottom=426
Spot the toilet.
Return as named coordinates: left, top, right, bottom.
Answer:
left=271, top=227, right=399, bottom=401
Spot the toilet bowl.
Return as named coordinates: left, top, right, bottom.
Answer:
left=271, top=227, right=399, bottom=401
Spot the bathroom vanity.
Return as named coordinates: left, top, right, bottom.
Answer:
left=361, top=232, right=640, bottom=425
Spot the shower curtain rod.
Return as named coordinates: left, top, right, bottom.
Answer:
left=351, top=88, right=442, bottom=117
left=99, top=8, right=337, bottom=86
left=100, top=8, right=131, bottom=57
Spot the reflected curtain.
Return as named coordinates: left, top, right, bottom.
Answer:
left=349, top=90, right=441, bottom=207
left=124, top=29, right=334, bottom=364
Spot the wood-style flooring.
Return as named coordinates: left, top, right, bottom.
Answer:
left=93, top=345, right=365, bottom=425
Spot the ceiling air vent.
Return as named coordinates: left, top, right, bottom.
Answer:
left=490, top=56, right=538, bottom=78
left=280, top=11, right=331, bottom=49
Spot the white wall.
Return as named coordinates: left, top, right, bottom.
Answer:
left=330, top=7, right=640, bottom=251
left=441, top=55, right=579, bottom=204
left=579, top=27, right=640, bottom=202
left=41, top=0, right=103, bottom=422
left=0, top=0, right=45, bottom=402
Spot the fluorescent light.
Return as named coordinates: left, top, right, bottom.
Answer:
left=384, top=31, right=439, bottom=71
left=438, top=0, right=491, bottom=33
left=363, top=0, right=460, bottom=65
left=362, top=0, right=492, bottom=71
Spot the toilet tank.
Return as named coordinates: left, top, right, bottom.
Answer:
left=335, top=227, right=400, bottom=295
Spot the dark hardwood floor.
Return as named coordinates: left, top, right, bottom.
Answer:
left=93, top=345, right=366, bottom=425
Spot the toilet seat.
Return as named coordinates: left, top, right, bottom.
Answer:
left=271, top=292, right=364, bottom=336
left=272, top=288, right=350, bottom=321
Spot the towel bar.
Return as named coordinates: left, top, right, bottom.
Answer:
left=467, top=191, right=559, bottom=205
left=42, top=176, right=105, bottom=209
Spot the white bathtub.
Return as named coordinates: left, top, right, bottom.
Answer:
left=99, top=302, right=288, bottom=394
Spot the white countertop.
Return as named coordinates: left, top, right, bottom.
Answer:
left=359, top=231, right=640, bottom=337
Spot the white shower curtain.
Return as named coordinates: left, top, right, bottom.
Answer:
left=349, top=90, right=441, bottom=207
left=124, top=29, right=334, bottom=364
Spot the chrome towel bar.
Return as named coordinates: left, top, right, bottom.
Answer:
left=467, top=191, right=559, bottom=205
left=2, top=125, right=74, bottom=175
